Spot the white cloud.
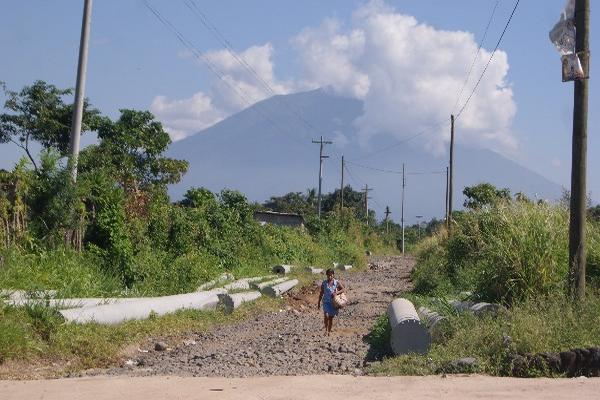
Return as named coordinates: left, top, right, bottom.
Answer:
left=293, top=18, right=370, bottom=99
left=152, top=43, right=298, bottom=140
left=293, top=0, right=518, bottom=154
left=152, top=0, right=517, bottom=153
left=205, top=44, right=297, bottom=112
left=150, top=92, right=225, bottom=141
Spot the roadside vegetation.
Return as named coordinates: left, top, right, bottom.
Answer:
left=368, top=183, right=600, bottom=377
left=0, top=80, right=397, bottom=374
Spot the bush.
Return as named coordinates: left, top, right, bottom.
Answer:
left=412, top=201, right=600, bottom=303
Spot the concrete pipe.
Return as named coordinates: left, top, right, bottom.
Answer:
left=217, top=291, right=262, bottom=314
left=417, top=306, right=451, bottom=343
left=337, top=264, right=353, bottom=271
left=387, top=298, right=430, bottom=355
left=223, top=277, right=265, bottom=291
left=1, top=289, right=58, bottom=301
left=59, top=288, right=226, bottom=325
left=272, top=264, right=293, bottom=274
left=251, top=277, right=289, bottom=291
left=262, top=279, right=299, bottom=297
left=197, top=273, right=234, bottom=291
left=450, top=300, right=504, bottom=316
left=305, top=266, right=324, bottom=274
left=5, top=297, right=143, bottom=309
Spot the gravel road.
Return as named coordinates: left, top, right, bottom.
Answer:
left=108, top=256, right=414, bottom=377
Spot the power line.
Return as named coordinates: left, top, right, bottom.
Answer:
left=452, top=0, right=500, bottom=114
left=455, top=0, right=521, bottom=119
left=352, top=120, right=446, bottom=161
left=184, top=0, right=336, bottom=153
left=143, top=1, right=313, bottom=150
left=345, top=160, right=445, bottom=176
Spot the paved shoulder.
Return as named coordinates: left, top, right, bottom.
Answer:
left=2, top=375, right=599, bottom=400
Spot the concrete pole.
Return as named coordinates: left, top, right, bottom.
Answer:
left=69, top=0, right=93, bottom=181
left=340, top=155, right=345, bottom=211
left=401, top=163, right=405, bottom=254
left=312, top=137, right=332, bottom=218
left=445, top=166, right=449, bottom=228
left=448, top=115, right=455, bottom=232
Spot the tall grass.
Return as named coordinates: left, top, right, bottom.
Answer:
left=413, top=201, right=600, bottom=303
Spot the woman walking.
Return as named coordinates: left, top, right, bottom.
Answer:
left=317, top=268, right=346, bottom=335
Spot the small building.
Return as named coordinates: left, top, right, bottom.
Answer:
left=253, top=210, right=305, bottom=229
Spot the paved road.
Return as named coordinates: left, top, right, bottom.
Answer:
left=3, top=375, right=599, bottom=400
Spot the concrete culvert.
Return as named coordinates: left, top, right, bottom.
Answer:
left=217, top=291, right=262, bottom=314
left=450, top=300, right=504, bottom=316
left=251, top=278, right=289, bottom=291
left=305, top=266, right=324, bottom=274
left=272, top=265, right=293, bottom=274
left=417, top=306, right=451, bottom=343
left=5, top=297, right=144, bottom=309
left=387, top=299, right=430, bottom=355
left=223, top=277, right=265, bottom=291
left=197, top=273, right=234, bottom=291
left=59, top=289, right=225, bottom=325
left=262, top=279, right=298, bottom=297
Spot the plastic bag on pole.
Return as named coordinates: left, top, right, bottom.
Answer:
left=549, top=0, right=576, bottom=55
left=562, top=53, right=585, bottom=82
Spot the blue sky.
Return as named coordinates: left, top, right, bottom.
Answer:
left=1, top=0, right=598, bottom=203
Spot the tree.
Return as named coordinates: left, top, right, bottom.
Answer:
left=0, top=80, right=101, bottom=171
left=263, top=189, right=317, bottom=216
left=79, top=109, right=188, bottom=190
left=322, top=185, right=364, bottom=216
left=588, top=204, right=600, bottom=222
left=463, top=183, right=510, bottom=209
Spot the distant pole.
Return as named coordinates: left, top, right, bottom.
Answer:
left=312, top=136, right=332, bottom=218
left=401, top=163, right=405, bottom=254
left=448, top=115, right=455, bottom=232
left=416, top=215, right=423, bottom=240
left=569, top=0, right=590, bottom=301
left=384, top=206, right=391, bottom=234
left=340, top=155, right=345, bottom=212
left=445, top=166, right=449, bottom=228
left=69, top=0, right=93, bottom=181
left=363, top=184, right=373, bottom=226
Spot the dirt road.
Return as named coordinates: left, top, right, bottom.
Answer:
left=3, top=375, right=599, bottom=400
left=105, top=256, right=413, bottom=377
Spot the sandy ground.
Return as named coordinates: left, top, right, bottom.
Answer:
left=2, top=374, right=599, bottom=400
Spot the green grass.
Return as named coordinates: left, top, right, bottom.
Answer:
left=368, top=201, right=600, bottom=377
left=0, top=296, right=282, bottom=376
left=368, top=293, right=600, bottom=377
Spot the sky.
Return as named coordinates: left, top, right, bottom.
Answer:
left=1, top=0, right=598, bottom=204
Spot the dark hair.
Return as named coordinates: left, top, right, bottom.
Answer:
left=326, top=268, right=335, bottom=275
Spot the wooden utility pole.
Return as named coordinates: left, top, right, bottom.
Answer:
left=384, top=206, right=391, bottom=234
left=448, top=115, right=455, bottom=232
left=340, top=155, right=345, bottom=211
left=312, top=136, right=332, bottom=218
left=401, top=163, right=405, bottom=254
left=363, top=184, right=373, bottom=226
left=569, top=0, right=590, bottom=300
left=445, top=166, right=450, bottom=228
left=69, top=0, right=93, bottom=181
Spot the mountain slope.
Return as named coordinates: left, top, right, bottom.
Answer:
left=168, top=89, right=563, bottom=223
